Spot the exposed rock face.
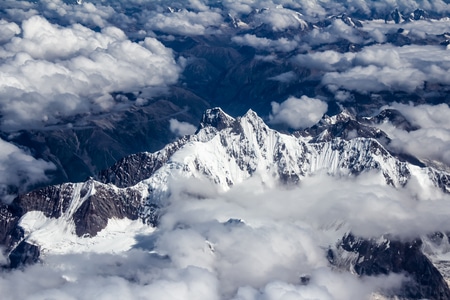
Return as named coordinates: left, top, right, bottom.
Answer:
left=98, top=140, right=189, bottom=188
left=427, top=169, right=450, bottom=194
left=97, top=108, right=236, bottom=189
left=0, top=204, right=23, bottom=253
left=331, top=233, right=450, bottom=300
left=386, top=8, right=404, bottom=24
left=12, top=184, right=75, bottom=219
left=369, top=109, right=418, bottom=132
left=198, top=107, right=236, bottom=131
left=0, top=180, right=152, bottom=267
left=8, top=241, right=40, bottom=269
left=72, top=183, right=145, bottom=237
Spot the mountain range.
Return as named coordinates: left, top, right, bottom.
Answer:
left=2, top=107, right=450, bottom=299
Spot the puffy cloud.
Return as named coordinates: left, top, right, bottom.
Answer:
left=6, top=16, right=124, bottom=60
left=3, top=168, right=450, bottom=298
left=136, top=171, right=450, bottom=296
left=0, top=20, right=21, bottom=43
left=0, top=138, right=55, bottom=203
left=378, top=103, right=450, bottom=167
left=223, top=0, right=450, bottom=20
left=0, top=15, right=181, bottom=131
left=368, top=28, right=386, bottom=43
left=233, top=271, right=405, bottom=300
left=304, top=19, right=362, bottom=46
left=363, top=18, right=450, bottom=37
left=269, top=96, right=328, bottom=129
left=144, top=10, right=223, bottom=36
left=169, top=119, right=197, bottom=137
left=295, top=44, right=450, bottom=94
left=38, top=0, right=115, bottom=28
left=221, top=0, right=256, bottom=15
left=187, top=0, right=210, bottom=12
left=153, top=167, right=450, bottom=242
left=293, top=50, right=352, bottom=71
left=0, top=251, right=220, bottom=300
left=232, top=34, right=298, bottom=52
left=252, top=7, right=308, bottom=31
left=353, top=46, right=404, bottom=68
left=323, top=65, right=426, bottom=93
left=1, top=0, right=115, bottom=29
left=334, top=90, right=354, bottom=102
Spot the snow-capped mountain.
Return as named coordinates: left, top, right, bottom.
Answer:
left=2, top=107, right=450, bottom=298
left=3, top=107, right=450, bottom=248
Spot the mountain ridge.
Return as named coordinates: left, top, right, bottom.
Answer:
left=1, top=107, right=448, bottom=241
left=2, top=107, right=450, bottom=299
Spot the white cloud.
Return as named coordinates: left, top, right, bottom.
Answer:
left=0, top=20, right=20, bottom=43
left=269, top=96, right=328, bottom=129
left=169, top=119, right=197, bottom=137
left=0, top=138, right=55, bottom=203
left=0, top=15, right=181, bottom=131
left=253, top=7, right=308, bottom=31
left=3, top=167, right=450, bottom=298
left=0, top=173, right=414, bottom=299
left=232, top=34, right=298, bottom=52
left=294, top=44, right=450, bottom=94
left=145, top=10, right=223, bottom=36
left=293, top=50, right=352, bottom=71
left=187, top=0, right=210, bottom=12
left=362, top=18, right=450, bottom=37
left=353, top=46, right=404, bottom=69
left=378, top=103, right=450, bottom=167
left=38, top=0, right=115, bottom=28
left=334, top=90, right=354, bottom=102
left=233, top=271, right=405, bottom=300
left=0, top=251, right=220, bottom=300
left=136, top=171, right=446, bottom=296
left=323, top=65, right=426, bottom=93
left=302, top=19, right=362, bottom=46
left=368, top=28, right=386, bottom=43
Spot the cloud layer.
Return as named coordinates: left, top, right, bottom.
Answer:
left=4, top=169, right=450, bottom=299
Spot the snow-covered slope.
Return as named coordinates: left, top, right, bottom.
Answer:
left=103, top=107, right=449, bottom=205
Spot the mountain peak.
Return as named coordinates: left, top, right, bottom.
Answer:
left=322, top=109, right=355, bottom=125
left=241, top=109, right=263, bottom=123
left=199, top=107, right=235, bottom=131
left=239, top=109, right=271, bottom=133
left=368, top=108, right=418, bottom=132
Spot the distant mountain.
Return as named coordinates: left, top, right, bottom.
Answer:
left=1, top=107, right=450, bottom=298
